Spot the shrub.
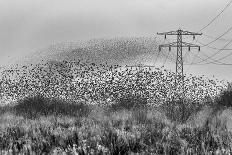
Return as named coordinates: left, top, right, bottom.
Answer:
left=215, top=90, right=232, bottom=109
left=12, top=95, right=90, bottom=118
left=161, top=99, right=203, bottom=123
left=110, top=94, right=148, bottom=112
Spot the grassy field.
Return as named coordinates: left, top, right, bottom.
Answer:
left=1, top=92, right=232, bottom=155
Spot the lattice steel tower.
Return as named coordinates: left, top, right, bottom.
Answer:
left=157, top=29, right=202, bottom=98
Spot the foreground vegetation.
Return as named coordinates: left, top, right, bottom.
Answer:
left=0, top=91, right=232, bottom=155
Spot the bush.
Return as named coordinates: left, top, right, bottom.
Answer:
left=161, top=99, right=203, bottom=123
left=110, top=94, right=148, bottom=112
left=12, top=95, right=90, bottom=118
left=215, top=90, right=232, bottom=109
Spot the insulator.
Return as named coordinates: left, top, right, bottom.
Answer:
left=198, top=46, right=201, bottom=51
left=165, top=35, right=166, bottom=39
left=169, top=46, right=171, bottom=51
left=188, top=46, right=190, bottom=51
left=159, top=46, right=161, bottom=51
left=193, top=35, right=195, bottom=40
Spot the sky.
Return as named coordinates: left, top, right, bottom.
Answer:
left=0, top=0, right=232, bottom=81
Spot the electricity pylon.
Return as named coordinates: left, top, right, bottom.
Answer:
left=157, top=29, right=202, bottom=99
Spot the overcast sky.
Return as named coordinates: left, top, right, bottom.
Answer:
left=0, top=0, right=232, bottom=81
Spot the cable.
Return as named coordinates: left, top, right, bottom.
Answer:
left=199, top=0, right=232, bottom=32
left=155, top=38, right=172, bottom=66
left=185, top=50, right=232, bottom=66
left=201, top=40, right=232, bottom=63
left=200, top=25, right=232, bottom=47
left=185, top=61, right=232, bottom=65
left=185, top=51, right=200, bottom=72
left=192, top=39, right=232, bottom=64
left=184, top=38, right=232, bottom=66
left=184, top=0, right=232, bottom=68
left=196, top=40, right=232, bottom=50
left=184, top=39, right=206, bottom=72
left=183, top=0, right=232, bottom=39
left=203, top=50, right=232, bottom=63
left=184, top=1, right=232, bottom=67
left=162, top=48, right=172, bottom=67
left=197, top=40, right=232, bottom=50
left=183, top=51, right=190, bottom=62
left=201, top=62, right=232, bottom=65
left=202, top=34, right=232, bottom=42
left=185, top=60, right=232, bottom=66
left=183, top=39, right=195, bottom=62
left=154, top=46, right=161, bottom=66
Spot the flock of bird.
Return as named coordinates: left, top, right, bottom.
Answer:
left=0, top=59, right=228, bottom=106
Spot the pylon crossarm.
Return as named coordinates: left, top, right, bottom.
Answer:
left=180, top=30, right=202, bottom=35
left=181, top=42, right=201, bottom=47
left=157, top=31, right=178, bottom=35
left=160, top=42, right=200, bottom=47
left=157, top=30, right=202, bottom=36
left=159, top=42, right=178, bottom=47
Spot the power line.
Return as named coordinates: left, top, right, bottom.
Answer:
left=201, top=50, right=232, bottom=64
left=194, top=63, right=232, bottom=65
left=161, top=52, right=176, bottom=62
left=199, top=0, right=232, bottom=32
left=184, top=0, right=232, bottom=41
left=154, top=42, right=163, bottom=66
left=154, top=51, right=160, bottom=65
left=185, top=49, right=232, bottom=66
left=200, top=25, right=232, bottom=46
left=213, top=50, right=232, bottom=61
left=196, top=40, right=232, bottom=50
left=194, top=62, right=232, bottom=65
left=191, top=39, right=232, bottom=64
left=185, top=39, right=232, bottom=68
left=162, top=48, right=171, bottom=67
left=155, top=38, right=174, bottom=66
left=202, top=34, right=232, bottom=42
left=182, top=39, right=195, bottom=61
left=178, top=0, right=232, bottom=69
left=185, top=58, right=232, bottom=66
left=161, top=38, right=174, bottom=67
left=185, top=51, right=200, bottom=73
